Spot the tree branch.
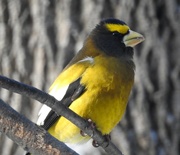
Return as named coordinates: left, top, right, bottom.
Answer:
left=0, top=75, right=123, bottom=155
left=0, top=99, right=77, bottom=155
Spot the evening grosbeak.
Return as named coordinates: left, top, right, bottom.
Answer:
left=36, top=18, right=144, bottom=152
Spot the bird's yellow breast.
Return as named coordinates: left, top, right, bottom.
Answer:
left=48, top=55, right=134, bottom=143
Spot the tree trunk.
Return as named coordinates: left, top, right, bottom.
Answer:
left=0, top=0, right=179, bottom=155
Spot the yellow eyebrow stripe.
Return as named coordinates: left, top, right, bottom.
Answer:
left=106, top=24, right=129, bottom=34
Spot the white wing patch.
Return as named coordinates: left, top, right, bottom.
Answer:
left=49, top=85, right=69, bottom=101
left=37, top=85, right=69, bottom=126
left=37, top=104, right=51, bottom=126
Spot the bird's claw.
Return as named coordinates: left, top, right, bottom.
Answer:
left=80, top=118, right=96, bottom=137
left=92, top=134, right=111, bottom=147
left=80, top=119, right=111, bottom=148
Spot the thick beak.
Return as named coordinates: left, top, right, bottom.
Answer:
left=123, top=30, right=145, bottom=47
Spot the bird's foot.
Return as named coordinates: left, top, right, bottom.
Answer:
left=80, top=119, right=111, bottom=148
left=92, top=134, right=111, bottom=147
left=80, top=119, right=96, bottom=137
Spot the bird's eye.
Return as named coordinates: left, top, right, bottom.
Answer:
left=112, top=31, right=124, bottom=38
left=112, top=31, right=119, bottom=36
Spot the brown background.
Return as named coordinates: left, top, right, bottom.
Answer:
left=0, top=0, right=179, bottom=155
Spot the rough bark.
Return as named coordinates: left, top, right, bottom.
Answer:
left=0, top=99, right=77, bottom=155
left=0, top=0, right=179, bottom=155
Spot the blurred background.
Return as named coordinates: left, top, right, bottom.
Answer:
left=0, top=0, right=179, bottom=155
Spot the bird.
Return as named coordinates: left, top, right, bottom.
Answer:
left=35, top=18, right=144, bottom=152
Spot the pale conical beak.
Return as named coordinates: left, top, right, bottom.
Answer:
left=123, top=30, right=145, bottom=47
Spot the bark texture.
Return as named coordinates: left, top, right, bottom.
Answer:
left=0, top=0, right=179, bottom=155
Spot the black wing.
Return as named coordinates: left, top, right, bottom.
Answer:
left=41, top=78, right=85, bottom=130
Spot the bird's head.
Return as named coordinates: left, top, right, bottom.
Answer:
left=90, top=18, right=145, bottom=57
